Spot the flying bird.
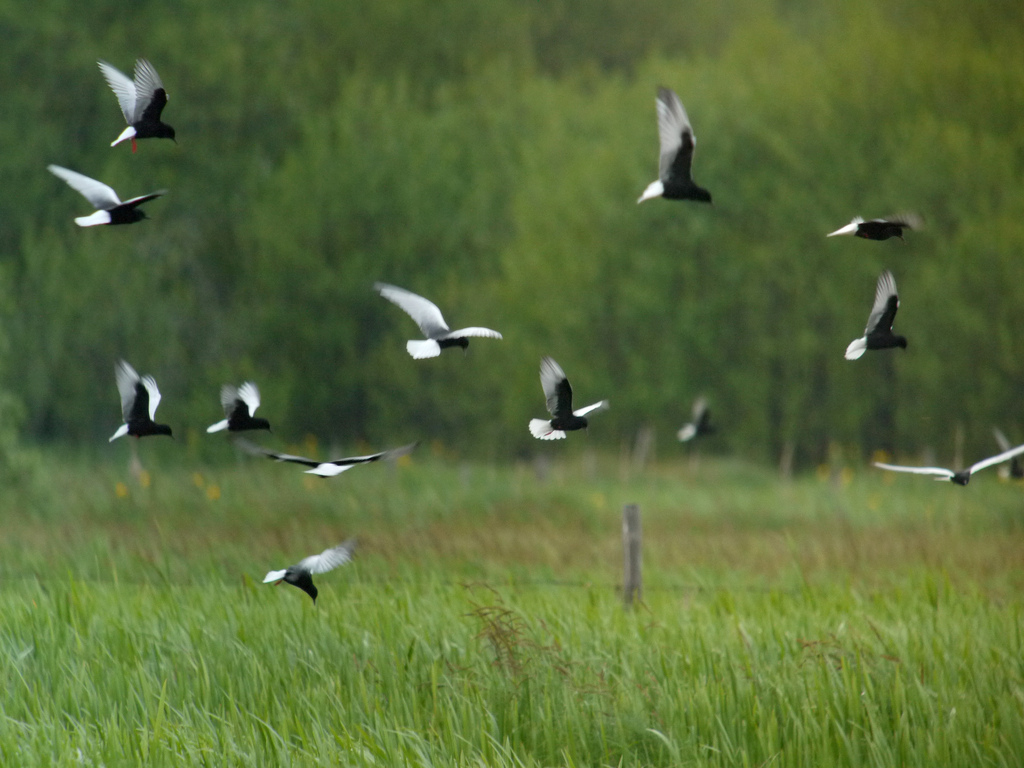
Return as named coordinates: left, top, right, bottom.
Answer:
left=237, top=438, right=417, bottom=477
left=992, top=427, right=1024, bottom=480
left=529, top=356, right=608, bottom=440
left=845, top=270, right=907, bottom=360
left=98, top=58, right=175, bottom=151
left=263, top=540, right=356, bottom=604
left=638, top=87, right=712, bottom=204
left=873, top=442, right=1024, bottom=486
left=678, top=396, right=714, bottom=442
left=374, top=282, right=502, bottom=359
left=48, top=164, right=164, bottom=226
left=207, top=382, right=270, bottom=433
left=827, top=214, right=921, bottom=241
left=109, top=360, right=172, bottom=441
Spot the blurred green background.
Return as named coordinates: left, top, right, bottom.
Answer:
left=1, top=0, right=1021, bottom=468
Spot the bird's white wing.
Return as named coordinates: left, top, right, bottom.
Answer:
left=656, top=87, right=692, bottom=181
left=826, top=217, right=863, bottom=237
left=864, top=270, right=898, bottom=334
left=872, top=462, right=954, bottom=479
left=691, top=396, right=708, bottom=421
left=375, top=282, right=449, bottom=337
left=48, top=165, right=121, bottom=209
left=441, top=327, right=503, bottom=340
left=573, top=400, right=609, bottom=418
left=265, top=451, right=318, bottom=467
left=114, top=360, right=140, bottom=421
left=219, top=384, right=239, bottom=412
left=231, top=437, right=314, bottom=465
left=539, top=356, right=568, bottom=415
left=141, top=375, right=162, bottom=419
left=97, top=61, right=137, bottom=123
left=885, top=212, right=923, bottom=231
left=992, top=427, right=1012, bottom=452
left=300, top=540, right=357, bottom=574
left=324, top=442, right=417, bottom=466
left=968, top=443, right=1024, bottom=474
left=132, top=59, right=165, bottom=118
left=236, top=382, right=261, bottom=416
left=120, top=191, right=167, bottom=207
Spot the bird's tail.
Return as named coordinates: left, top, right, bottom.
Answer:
left=637, top=180, right=664, bottom=204
left=406, top=340, right=441, bottom=359
left=206, top=420, right=229, bottom=434
left=109, top=423, right=129, bottom=442
left=263, top=569, right=287, bottom=583
left=75, top=211, right=112, bottom=227
left=111, top=125, right=136, bottom=147
left=677, top=424, right=697, bottom=442
left=844, top=337, right=867, bottom=360
left=530, top=419, right=566, bottom=440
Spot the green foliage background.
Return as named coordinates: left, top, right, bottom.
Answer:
left=1, top=0, right=1022, bottom=465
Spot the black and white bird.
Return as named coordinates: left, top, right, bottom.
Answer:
left=98, top=59, right=175, bottom=152
left=263, top=540, right=356, bottom=604
left=992, top=427, right=1024, bottom=480
left=207, top=382, right=270, bottom=433
left=873, top=442, right=1024, bottom=486
left=845, top=270, right=907, bottom=360
left=237, top=438, right=417, bottom=477
left=109, top=360, right=172, bottom=441
left=678, top=396, right=714, bottom=442
left=48, top=164, right=164, bottom=226
left=374, top=282, right=502, bottom=359
left=827, top=214, right=921, bottom=241
left=637, top=87, right=712, bottom=204
left=529, top=357, right=608, bottom=440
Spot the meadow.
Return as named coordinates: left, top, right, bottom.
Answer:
left=1, top=449, right=1023, bottom=767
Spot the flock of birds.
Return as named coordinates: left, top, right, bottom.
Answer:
left=45, top=60, right=1024, bottom=602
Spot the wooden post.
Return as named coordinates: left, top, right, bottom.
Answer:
left=622, top=504, right=642, bottom=608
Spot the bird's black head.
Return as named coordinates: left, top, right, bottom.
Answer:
left=252, top=417, right=272, bottom=432
left=285, top=569, right=318, bottom=603
left=694, top=187, right=713, bottom=205
left=456, top=337, right=469, bottom=351
left=156, top=424, right=173, bottom=439
left=896, top=336, right=908, bottom=350
left=157, top=125, right=177, bottom=143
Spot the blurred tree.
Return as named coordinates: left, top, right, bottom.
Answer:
left=0, top=0, right=1021, bottom=468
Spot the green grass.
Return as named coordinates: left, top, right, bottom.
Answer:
left=1, top=451, right=1023, bottom=766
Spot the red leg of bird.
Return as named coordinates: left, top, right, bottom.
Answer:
left=132, top=138, right=137, bottom=153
